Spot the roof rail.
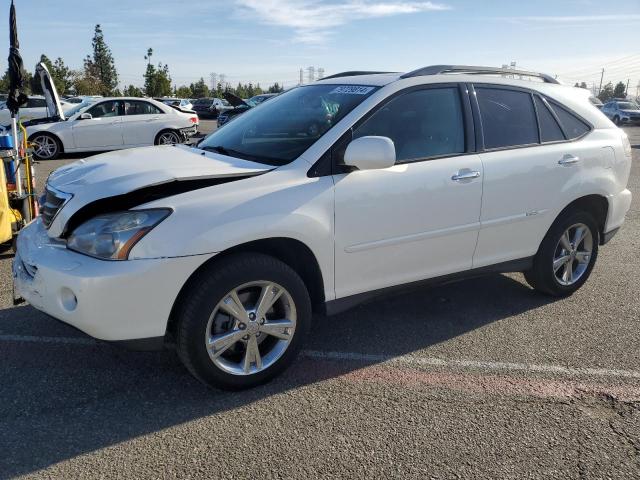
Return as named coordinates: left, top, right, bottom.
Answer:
left=400, top=65, right=560, bottom=84
left=319, top=71, right=395, bottom=80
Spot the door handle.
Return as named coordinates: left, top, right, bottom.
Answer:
left=558, top=154, right=580, bottom=166
left=451, top=169, right=481, bottom=181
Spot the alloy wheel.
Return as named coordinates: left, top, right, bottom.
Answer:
left=157, top=131, right=181, bottom=145
left=205, top=281, right=297, bottom=375
left=553, top=223, right=593, bottom=286
left=32, top=135, right=58, bottom=159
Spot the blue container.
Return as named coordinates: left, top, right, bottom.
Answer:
left=3, top=158, right=16, bottom=184
left=0, top=134, right=14, bottom=150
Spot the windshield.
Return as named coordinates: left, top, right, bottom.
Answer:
left=194, top=98, right=211, bottom=105
left=618, top=102, right=639, bottom=110
left=198, top=84, right=378, bottom=166
left=65, top=101, right=94, bottom=118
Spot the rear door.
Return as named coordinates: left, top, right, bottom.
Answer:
left=121, top=100, right=166, bottom=146
left=472, top=85, right=592, bottom=268
left=72, top=100, right=124, bottom=148
left=333, top=84, right=483, bottom=298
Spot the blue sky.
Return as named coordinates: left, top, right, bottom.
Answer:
left=2, top=0, right=640, bottom=93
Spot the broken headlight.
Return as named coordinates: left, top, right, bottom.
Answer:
left=67, top=209, right=171, bottom=260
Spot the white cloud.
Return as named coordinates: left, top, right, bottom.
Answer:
left=236, top=0, right=451, bottom=43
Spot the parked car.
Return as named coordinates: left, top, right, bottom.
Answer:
left=65, top=95, right=103, bottom=104
left=19, top=63, right=199, bottom=160
left=217, top=93, right=277, bottom=127
left=192, top=97, right=232, bottom=118
left=159, top=98, right=194, bottom=111
left=601, top=99, right=640, bottom=125
left=13, top=65, right=632, bottom=390
left=0, top=94, right=73, bottom=124
left=588, top=96, right=603, bottom=110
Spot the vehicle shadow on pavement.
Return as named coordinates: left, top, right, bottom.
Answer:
left=0, top=272, right=558, bottom=478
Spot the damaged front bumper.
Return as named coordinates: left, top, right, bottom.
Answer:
left=13, top=218, right=214, bottom=342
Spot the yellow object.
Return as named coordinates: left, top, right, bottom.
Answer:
left=0, top=159, right=16, bottom=244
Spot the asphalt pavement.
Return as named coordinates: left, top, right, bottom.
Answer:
left=0, top=125, right=639, bottom=479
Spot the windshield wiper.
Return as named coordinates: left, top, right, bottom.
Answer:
left=199, top=145, right=285, bottom=166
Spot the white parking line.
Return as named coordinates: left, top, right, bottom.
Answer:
left=2, top=334, right=640, bottom=381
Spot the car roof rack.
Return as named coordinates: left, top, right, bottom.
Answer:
left=400, top=65, right=560, bottom=84
left=319, top=71, right=396, bottom=80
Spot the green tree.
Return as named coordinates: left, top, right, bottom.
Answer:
left=30, top=55, right=72, bottom=95
left=176, top=85, right=193, bottom=98
left=579, top=81, right=588, bottom=89
left=190, top=77, right=210, bottom=98
left=71, top=69, right=102, bottom=95
left=267, top=82, right=284, bottom=93
left=598, top=82, right=615, bottom=102
left=84, top=24, right=119, bottom=95
left=123, top=84, right=144, bottom=97
left=613, top=81, right=626, bottom=98
left=0, top=67, right=32, bottom=94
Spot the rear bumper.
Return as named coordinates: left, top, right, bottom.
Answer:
left=13, top=218, right=214, bottom=342
left=605, top=188, right=632, bottom=235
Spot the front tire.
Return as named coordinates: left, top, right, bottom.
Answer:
left=176, top=253, right=312, bottom=390
left=30, top=133, right=61, bottom=160
left=524, top=210, right=599, bottom=296
left=613, top=115, right=620, bottom=126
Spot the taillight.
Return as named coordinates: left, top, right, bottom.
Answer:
left=190, top=117, right=198, bottom=124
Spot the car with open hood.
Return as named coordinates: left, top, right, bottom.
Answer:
left=13, top=65, right=632, bottom=390
left=217, top=92, right=277, bottom=127
left=20, top=63, right=199, bottom=160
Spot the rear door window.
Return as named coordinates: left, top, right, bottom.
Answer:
left=534, top=96, right=565, bottom=143
left=124, top=101, right=163, bottom=115
left=476, top=87, right=539, bottom=149
left=548, top=102, right=590, bottom=139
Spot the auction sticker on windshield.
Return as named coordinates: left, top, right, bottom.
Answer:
left=329, top=86, right=375, bottom=95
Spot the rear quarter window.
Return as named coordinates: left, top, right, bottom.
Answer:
left=548, top=102, right=590, bottom=139
left=534, top=96, right=565, bottom=143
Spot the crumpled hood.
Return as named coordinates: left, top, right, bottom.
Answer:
left=46, top=144, right=272, bottom=237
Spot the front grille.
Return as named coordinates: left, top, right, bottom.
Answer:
left=40, top=187, right=71, bottom=229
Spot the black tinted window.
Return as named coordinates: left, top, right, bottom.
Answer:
left=534, top=96, right=564, bottom=143
left=549, top=102, right=590, bottom=139
left=354, top=87, right=465, bottom=162
left=476, top=88, right=538, bottom=149
left=87, top=101, right=123, bottom=118
left=124, top=101, right=163, bottom=115
left=27, top=98, right=47, bottom=108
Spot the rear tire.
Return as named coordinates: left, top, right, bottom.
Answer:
left=524, top=210, right=599, bottom=296
left=155, top=130, right=182, bottom=145
left=176, top=253, right=312, bottom=390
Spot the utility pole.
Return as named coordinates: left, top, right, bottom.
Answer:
left=599, top=68, right=604, bottom=95
left=299, top=68, right=304, bottom=85
left=625, top=79, right=630, bottom=97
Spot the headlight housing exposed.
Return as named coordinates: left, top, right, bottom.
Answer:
left=67, top=209, right=171, bottom=260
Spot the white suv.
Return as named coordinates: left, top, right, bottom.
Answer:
left=13, top=65, right=633, bottom=390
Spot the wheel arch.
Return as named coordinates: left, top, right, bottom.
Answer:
left=28, top=130, right=65, bottom=154
left=154, top=128, right=181, bottom=145
left=165, top=237, right=326, bottom=341
left=556, top=194, right=608, bottom=243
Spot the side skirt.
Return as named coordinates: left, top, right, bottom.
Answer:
left=324, top=257, right=534, bottom=316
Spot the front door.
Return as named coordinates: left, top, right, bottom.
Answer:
left=333, top=86, right=483, bottom=298
left=72, top=100, right=124, bottom=148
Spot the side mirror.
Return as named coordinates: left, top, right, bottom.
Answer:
left=79, top=112, right=92, bottom=120
left=343, top=136, right=396, bottom=170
